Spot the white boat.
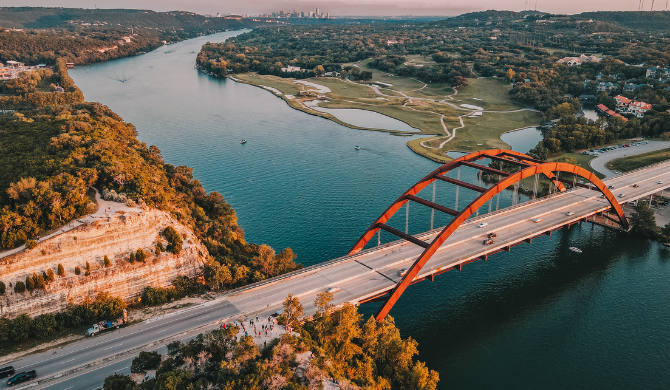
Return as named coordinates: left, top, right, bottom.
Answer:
left=240, top=139, right=247, bottom=144
left=354, top=145, right=360, bottom=150
left=569, top=247, right=582, bottom=253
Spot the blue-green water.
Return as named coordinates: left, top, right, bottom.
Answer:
left=71, top=31, right=670, bottom=389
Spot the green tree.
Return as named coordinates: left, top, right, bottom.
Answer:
left=74, top=266, right=81, bottom=275
left=32, top=314, right=57, bottom=338
left=131, top=351, right=162, bottom=373
left=85, top=261, right=91, bottom=271
left=631, top=201, right=658, bottom=237
left=129, top=253, right=136, bottom=263
left=103, top=255, right=111, bottom=267
left=661, top=222, right=670, bottom=242
left=10, top=314, right=32, bottom=343
left=155, top=242, right=163, bottom=255
left=204, top=259, right=232, bottom=290
left=33, top=272, right=46, bottom=289
left=313, top=64, right=325, bottom=76
left=57, top=263, right=65, bottom=276
left=44, top=268, right=55, bottom=283
left=162, top=227, right=183, bottom=254
left=0, top=281, right=5, bottom=295
left=14, top=281, right=25, bottom=293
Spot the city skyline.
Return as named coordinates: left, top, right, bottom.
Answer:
left=1, top=0, right=661, bottom=17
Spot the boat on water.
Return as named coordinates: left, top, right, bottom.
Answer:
left=240, top=139, right=247, bottom=144
left=569, top=247, right=582, bottom=253
left=663, top=243, right=670, bottom=247
left=354, top=145, right=361, bottom=150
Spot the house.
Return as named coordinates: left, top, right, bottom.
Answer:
left=613, top=95, right=652, bottom=118
left=597, top=82, right=617, bottom=92
left=280, top=66, right=302, bottom=72
left=556, top=54, right=602, bottom=66
left=646, top=66, right=670, bottom=79
left=595, top=73, right=604, bottom=80
left=623, top=83, right=643, bottom=93
left=596, top=104, right=628, bottom=121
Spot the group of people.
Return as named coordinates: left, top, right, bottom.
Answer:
left=221, top=315, right=280, bottom=346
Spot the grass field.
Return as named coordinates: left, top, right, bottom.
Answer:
left=549, top=153, right=603, bottom=179
left=607, top=147, right=670, bottom=172
left=452, top=78, right=519, bottom=111
left=229, top=72, right=541, bottom=163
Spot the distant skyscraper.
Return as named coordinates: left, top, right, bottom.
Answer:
left=315, top=8, right=320, bottom=18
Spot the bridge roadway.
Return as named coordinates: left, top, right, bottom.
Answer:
left=6, top=161, right=670, bottom=390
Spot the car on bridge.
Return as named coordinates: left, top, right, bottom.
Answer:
left=487, top=232, right=497, bottom=238
left=7, top=370, right=36, bottom=386
left=326, top=287, right=341, bottom=294
left=483, top=239, right=495, bottom=245
left=659, top=180, right=664, bottom=184
left=0, top=367, right=15, bottom=379
left=477, top=223, right=488, bottom=228
left=533, top=218, right=542, bottom=223
left=619, top=193, right=626, bottom=198
left=398, top=268, right=409, bottom=276
left=633, top=184, right=640, bottom=188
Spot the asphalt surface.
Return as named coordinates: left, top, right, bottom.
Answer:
left=588, top=140, right=670, bottom=177
left=4, top=161, right=670, bottom=390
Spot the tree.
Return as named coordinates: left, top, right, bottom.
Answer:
left=26, top=275, right=35, bottom=291
left=204, top=259, right=232, bottom=290
left=33, top=272, right=46, bottom=289
left=32, top=314, right=57, bottom=338
left=278, top=294, right=304, bottom=330
left=103, top=255, right=111, bottom=267
left=162, top=226, right=183, bottom=254
left=57, top=263, right=65, bottom=276
left=661, top=222, right=670, bottom=242
left=74, top=266, right=81, bottom=275
left=129, top=252, right=136, bottom=263
left=506, top=68, right=515, bottom=81
left=10, top=314, right=32, bottom=343
left=0, top=281, right=5, bottom=295
left=136, top=249, right=146, bottom=263
left=45, top=268, right=55, bottom=282
left=131, top=351, right=162, bottom=373
left=14, top=280, right=25, bottom=293
left=85, top=261, right=91, bottom=271
left=313, top=65, right=325, bottom=76
left=631, top=201, right=658, bottom=237
left=103, top=373, right=137, bottom=390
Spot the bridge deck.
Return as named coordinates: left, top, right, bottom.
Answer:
left=227, top=161, right=670, bottom=317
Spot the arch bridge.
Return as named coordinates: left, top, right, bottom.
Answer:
left=348, top=149, right=628, bottom=320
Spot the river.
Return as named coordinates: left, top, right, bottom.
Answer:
left=71, top=31, right=670, bottom=389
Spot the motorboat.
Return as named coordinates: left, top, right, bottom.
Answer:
left=354, top=145, right=361, bottom=150
left=240, top=139, right=247, bottom=144
left=569, top=247, right=582, bottom=253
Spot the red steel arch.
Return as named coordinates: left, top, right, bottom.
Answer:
left=347, top=149, right=628, bottom=320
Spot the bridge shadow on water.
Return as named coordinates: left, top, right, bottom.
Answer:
left=358, top=223, right=667, bottom=389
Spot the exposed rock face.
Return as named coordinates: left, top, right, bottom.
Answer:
left=0, top=208, right=208, bottom=319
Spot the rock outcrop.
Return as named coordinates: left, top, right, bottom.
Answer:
left=0, top=207, right=208, bottom=318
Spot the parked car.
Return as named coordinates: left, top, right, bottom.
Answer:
left=7, top=370, right=36, bottom=386
left=0, top=366, right=15, bottom=379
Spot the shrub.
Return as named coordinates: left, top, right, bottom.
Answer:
left=155, top=241, right=164, bottom=254
left=136, top=249, right=146, bottom=263
left=25, top=239, right=37, bottom=249
left=32, top=314, right=57, bottom=339
left=85, top=261, right=90, bottom=271
left=10, top=314, right=32, bottom=343
left=103, top=374, right=136, bottom=390
left=44, top=269, right=55, bottom=283
left=103, top=255, right=111, bottom=267
left=130, top=351, right=162, bottom=373
left=33, top=273, right=46, bottom=289
left=26, top=276, right=35, bottom=291
left=0, top=281, right=5, bottom=295
left=129, top=252, right=136, bottom=264
left=74, top=266, right=81, bottom=275
left=162, top=226, right=183, bottom=254
left=57, top=264, right=65, bottom=276
left=141, top=286, right=169, bottom=306
left=14, top=281, right=25, bottom=293
left=84, top=271, right=90, bottom=276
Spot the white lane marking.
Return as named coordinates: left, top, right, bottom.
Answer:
left=103, top=343, right=123, bottom=350
left=60, top=358, right=76, bottom=364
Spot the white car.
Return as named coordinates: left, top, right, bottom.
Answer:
left=326, top=287, right=341, bottom=294
left=619, top=193, right=626, bottom=198
left=533, top=218, right=542, bottom=223
left=398, top=268, right=409, bottom=276
left=566, top=211, right=574, bottom=216
left=478, top=223, right=488, bottom=228
left=659, top=180, right=664, bottom=184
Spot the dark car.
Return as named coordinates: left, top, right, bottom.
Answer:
left=0, top=366, right=15, bottom=379
left=7, top=370, right=36, bottom=386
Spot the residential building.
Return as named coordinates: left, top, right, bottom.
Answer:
left=646, top=66, right=670, bottom=79
left=596, top=104, right=628, bottom=121
left=556, top=54, right=602, bottom=66
left=613, top=95, right=651, bottom=118
left=597, top=82, right=617, bottom=92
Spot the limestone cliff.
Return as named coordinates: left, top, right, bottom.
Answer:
left=0, top=207, right=208, bottom=318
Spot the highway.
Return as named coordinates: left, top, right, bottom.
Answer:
left=4, top=160, right=670, bottom=390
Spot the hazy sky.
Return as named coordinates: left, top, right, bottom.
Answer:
left=4, top=0, right=656, bottom=16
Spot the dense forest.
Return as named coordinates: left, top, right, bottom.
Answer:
left=0, top=7, right=255, bottom=65
left=103, top=293, right=439, bottom=390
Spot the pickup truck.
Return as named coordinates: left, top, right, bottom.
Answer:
left=86, top=318, right=125, bottom=336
